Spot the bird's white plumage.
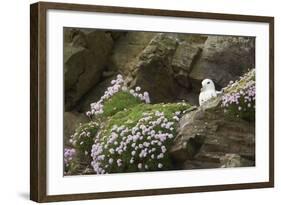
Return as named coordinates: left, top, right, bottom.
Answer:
left=199, top=79, right=217, bottom=106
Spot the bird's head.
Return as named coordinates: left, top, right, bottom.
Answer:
left=201, top=79, right=216, bottom=92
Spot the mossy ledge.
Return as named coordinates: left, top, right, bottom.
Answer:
left=66, top=86, right=192, bottom=175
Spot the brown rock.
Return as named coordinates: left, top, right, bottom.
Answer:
left=189, top=36, right=255, bottom=88
left=170, top=90, right=255, bottom=169
left=64, top=30, right=114, bottom=110
left=64, top=112, right=88, bottom=145
left=76, top=76, right=116, bottom=112
left=109, top=32, right=156, bottom=74
left=130, top=34, right=180, bottom=103
left=220, top=154, right=255, bottom=168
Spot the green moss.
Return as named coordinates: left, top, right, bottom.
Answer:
left=66, top=121, right=99, bottom=174
left=103, top=102, right=191, bottom=135
left=102, top=91, right=142, bottom=117
left=72, top=121, right=99, bottom=154
left=225, top=99, right=255, bottom=122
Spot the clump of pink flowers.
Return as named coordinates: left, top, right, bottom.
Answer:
left=86, top=75, right=150, bottom=118
left=90, top=110, right=183, bottom=174
left=69, top=121, right=99, bottom=157
left=64, top=147, right=76, bottom=167
left=221, top=69, right=255, bottom=121
left=222, top=84, right=255, bottom=108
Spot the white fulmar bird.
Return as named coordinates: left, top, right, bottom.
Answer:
left=199, top=79, right=221, bottom=106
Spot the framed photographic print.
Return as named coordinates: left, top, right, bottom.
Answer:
left=30, top=1, right=274, bottom=202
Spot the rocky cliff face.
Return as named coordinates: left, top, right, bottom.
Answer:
left=64, top=29, right=114, bottom=110
left=170, top=97, right=255, bottom=169
left=170, top=69, right=255, bottom=169
left=64, top=28, right=255, bottom=112
left=63, top=28, right=255, bottom=174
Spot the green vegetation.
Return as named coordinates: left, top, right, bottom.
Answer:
left=102, top=91, right=142, bottom=117
left=66, top=87, right=191, bottom=174
left=91, top=102, right=191, bottom=174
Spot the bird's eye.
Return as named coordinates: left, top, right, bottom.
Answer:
left=207, top=81, right=210, bottom=84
